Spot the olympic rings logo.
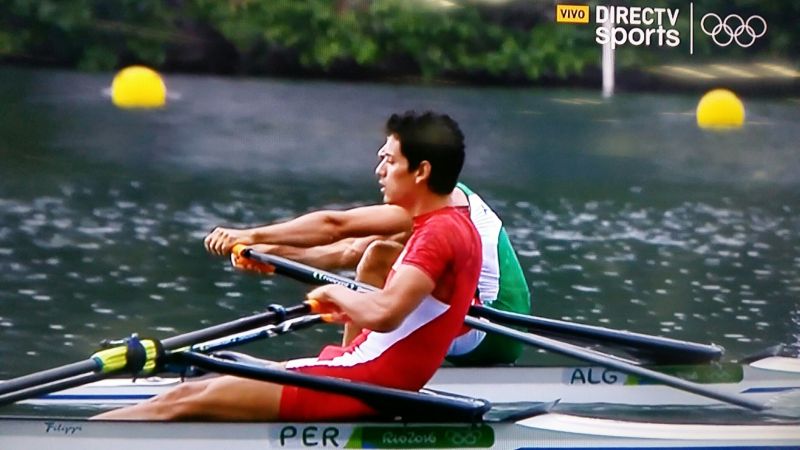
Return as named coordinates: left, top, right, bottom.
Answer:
left=700, top=13, right=767, bottom=48
left=445, top=429, right=482, bottom=446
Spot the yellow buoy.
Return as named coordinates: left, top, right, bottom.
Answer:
left=696, top=89, right=744, bottom=129
left=111, top=66, right=166, bottom=108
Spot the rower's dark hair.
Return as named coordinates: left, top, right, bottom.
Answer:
left=385, top=111, right=465, bottom=195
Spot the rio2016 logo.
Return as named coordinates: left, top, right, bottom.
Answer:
left=700, top=13, right=767, bottom=48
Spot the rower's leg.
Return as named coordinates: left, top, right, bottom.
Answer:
left=91, top=375, right=284, bottom=421
left=342, top=240, right=404, bottom=345
left=355, top=240, right=403, bottom=288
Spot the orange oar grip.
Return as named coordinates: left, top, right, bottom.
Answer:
left=319, top=313, right=337, bottom=323
left=306, top=298, right=321, bottom=313
left=231, top=244, right=248, bottom=258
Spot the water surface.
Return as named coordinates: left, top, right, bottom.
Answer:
left=1, top=67, right=799, bottom=384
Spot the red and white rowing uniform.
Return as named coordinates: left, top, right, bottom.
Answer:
left=278, top=206, right=482, bottom=420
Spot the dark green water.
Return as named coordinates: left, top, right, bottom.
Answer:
left=1, top=67, right=799, bottom=382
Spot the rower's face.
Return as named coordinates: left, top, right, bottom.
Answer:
left=375, top=134, right=415, bottom=206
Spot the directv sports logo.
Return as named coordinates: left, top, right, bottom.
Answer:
left=555, top=3, right=768, bottom=53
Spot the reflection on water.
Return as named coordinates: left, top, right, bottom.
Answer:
left=511, top=197, right=800, bottom=346
left=1, top=67, right=799, bottom=383
left=791, top=306, right=800, bottom=356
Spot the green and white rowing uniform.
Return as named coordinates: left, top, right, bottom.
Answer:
left=446, top=183, right=531, bottom=366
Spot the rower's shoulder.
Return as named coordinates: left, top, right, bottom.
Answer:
left=431, top=208, right=483, bottom=251
left=348, top=204, right=411, bottom=224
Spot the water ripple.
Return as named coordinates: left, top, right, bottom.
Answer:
left=0, top=80, right=798, bottom=376
left=507, top=196, right=800, bottom=358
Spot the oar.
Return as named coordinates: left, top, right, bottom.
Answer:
left=190, top=314, right=326, bottom=354
left=0, top=313, right=326, bottom=407
left=234, top=245, right=369, bottom=292
left=463, top=317, right=765, bottom=411
left=0, top=302, right=313, bottom=403
left=2, top=315, right=491, bottom=421
left=468, top=306, right=723, bottom=364
left=234, top=247, right=766, bottom=411
left=234, top=246, right=723, bottom=364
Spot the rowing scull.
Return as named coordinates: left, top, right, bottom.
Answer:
left=19, top=356, right=800, bottom=408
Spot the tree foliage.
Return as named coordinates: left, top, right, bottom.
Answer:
left=0, top=0, right=796, bottom=83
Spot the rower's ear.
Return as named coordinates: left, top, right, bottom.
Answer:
left=414, top=160, right=432, bottom=186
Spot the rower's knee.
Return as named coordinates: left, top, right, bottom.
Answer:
left=356, top=240, right=403, bottom=288
left=144, top=379, right=210, bottom=420
left=164, top=375, right=283, bottom=421
left=158, top=380, right=206, bottom=402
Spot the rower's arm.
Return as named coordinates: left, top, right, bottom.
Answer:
left=204, top=204, right=411, bottom=256
left=245, top=237, right=378, bottom=271
left=310, top=265, right=434, bottom=332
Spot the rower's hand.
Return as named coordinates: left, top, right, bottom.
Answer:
left=230, top=245, right=276, bottom=275
left=307, top=285, right=349, bottom=324
left=204, top=227, right=249, bottom=256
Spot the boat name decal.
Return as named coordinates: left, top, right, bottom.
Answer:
left=381, top=430, right=438, bottom=446
left=43, top=421, right=82, bottom=436
left=569, top=368, right=622, bottom=384
left=349, top=425, right=494, bottom=448
left=279, top=425, right=340, bottom=447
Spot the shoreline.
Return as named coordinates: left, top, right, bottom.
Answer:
left=3, top=61, right=798, bottom=98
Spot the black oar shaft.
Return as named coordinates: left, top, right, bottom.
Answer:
left=191, top=315, right=324, bottom=353
left=159, top=303, right=311, bottom=349
left=0, top=361, right=99, bottom=398
left=0, top=372, right=105, bottom=406
left=246, top=249, right=722, bottom=364
left=0, top=303, right=311, bottom=400
left=0, top=314, right=325, bottom=407
left=465, top=317, right=765, bottom=411
left=469, top=305, right=723, bottom=364
left=244, top=248, right=370, bottom=291
left=242, top=249, right=765, bottom=411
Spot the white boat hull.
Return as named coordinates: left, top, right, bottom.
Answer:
left=1, top=413, right=798, bottom=450
left=22, top=357, right=800, bottom=408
